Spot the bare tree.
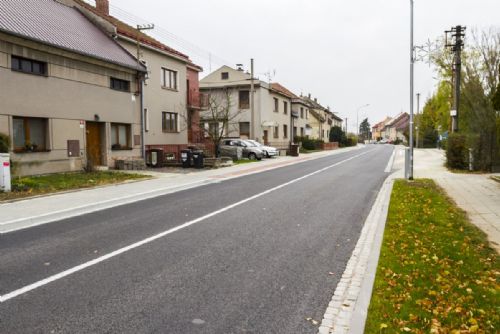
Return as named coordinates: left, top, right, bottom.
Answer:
left=200, top=88, right=248, bottom=156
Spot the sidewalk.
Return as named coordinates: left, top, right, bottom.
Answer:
left=413, top=148, right=500, bottom=253
left=0, top=146, right=361, bottom=234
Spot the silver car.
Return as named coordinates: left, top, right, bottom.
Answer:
left=220, top=139, right=263, bottom=160
left=245, top=140, right=278, bottom=158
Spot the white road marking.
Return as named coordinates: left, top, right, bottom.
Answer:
left=384, top=147, right=396, bottom=173
left=0, top=149, right=375, bottom=303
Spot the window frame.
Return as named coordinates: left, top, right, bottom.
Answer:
left=239, top=90, right=250, bottom=109
left=110, top=77, right=130, bottom=92
left=239, top=122, right=250, bottom=137
left=283, top=101, right=288, bottom=115
left=162, top=112, right=179, bottom=133
left=221, top=72, right=229, bottom=80
left=273, top=98, right=279, bottom=113
left=110, top=123, right=131, bottom=150
left=283, top=124, right=288, bottom=139
left=273, top=125, right=279, bottom=138
left=12, top=116, right=48, bottom=152
left=11, top=55, right=47, bottom=76
left=161, top=68, right=178, bottom=90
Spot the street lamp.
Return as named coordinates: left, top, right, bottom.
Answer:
left=356, top=104, right=370, bottom=137
left=408, top=0, right=415, bottom=179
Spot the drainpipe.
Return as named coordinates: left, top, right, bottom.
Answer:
left=139, top=74, right=146, bottom=159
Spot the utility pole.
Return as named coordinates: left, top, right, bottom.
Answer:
left=345, top=118, right=348, bottom=134
left=445, top=25, right=466, bottom=133
left=416, top=92, right=420, bottom=148
left=408, top=0, right=414, bottom=180
left=250, top=58, right=255, bottom=140
left=136, top=23, right=154, bottom=160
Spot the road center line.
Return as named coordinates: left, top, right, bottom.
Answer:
left=0, top=149, right=375, bottom=303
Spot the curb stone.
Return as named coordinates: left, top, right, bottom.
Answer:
left=318, top=173, right=395, bottom=333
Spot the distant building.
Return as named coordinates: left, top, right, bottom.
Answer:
left=382, top=113, right=409, bottom=143
left=371, top=116, right=392, bottom=140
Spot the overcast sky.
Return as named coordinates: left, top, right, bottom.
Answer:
left=97, top=0, right=499, bottom=131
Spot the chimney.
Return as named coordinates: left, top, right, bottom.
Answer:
left=308, top=93, right=311, bottom=99
left=314, top=97, right=317, bottom=102
left=96, top=0, right=110, bottom=16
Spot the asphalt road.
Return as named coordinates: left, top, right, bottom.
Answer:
left=0, top=145, right=393, bottom=333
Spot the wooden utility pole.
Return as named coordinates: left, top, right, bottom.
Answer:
left=250, top=58, right=255, bottom=140
left=445, top=25, right=466, bottom=133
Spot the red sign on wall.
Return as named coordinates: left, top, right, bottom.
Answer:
left=3, top=162, right=9, bottom=167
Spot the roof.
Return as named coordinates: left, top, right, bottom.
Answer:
left=384, top=113, right=409, bottom=130
left=0, top=0, right=144, bottom=71
left=73, top=0, right=197, bottom=66
left=270, top=82, right=296, bottom=99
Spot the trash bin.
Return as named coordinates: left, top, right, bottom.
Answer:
left=192, top=150, right=204, bottom=169
left=180, top=149, right=192, bottom=168
left=147, top=149, right=164, bottom=167
left=0, top=153, right=11, bottom=192
left=290, top=144, right=299, bottom=157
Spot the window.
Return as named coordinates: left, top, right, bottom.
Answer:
left=283, top=124, right=288, bottom=138
left=306, top=109, right=309, bottom=119
left=144, top=108, right=149, bottom=132
left=11, top=56, right=47, bottom=76
left=162, top=112, right=178, bottom=132
left=221, top=72, right=229, bottom=80
left=111, top=123, right=131, bottom=149
left=209, top=122, right=219, bottom=137
left=110, top=77, right=130, bottom=92
left=283, top=101, right=288, bottom=115
left=293, top=126, right=297, bottom=138
left=273, top=125, right=279, bottom=138
left=13, top=117, right=48, bottom=151
left=239, top=90, right=250, bottom=109
left=300, top=127, right=304, bottom=137
left=300, top=107, right=304, bottom=119
left=239, top=122, right=250, bottom=137
left=273, top=98, right=279, bottom=113
left=161, top=68, right=177, bottom=90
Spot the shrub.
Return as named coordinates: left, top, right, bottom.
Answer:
left=446, top=133, right=467, bottom=169
left=0, top=133, right=10, bottom=153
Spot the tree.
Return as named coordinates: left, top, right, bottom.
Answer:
left=359, top=118, right=371, bottom=141
left=329, top=125, right=345, bottom=143
left=199, top=88, right=247, bottom=157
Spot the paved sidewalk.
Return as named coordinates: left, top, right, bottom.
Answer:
left=412, top=148, right=500, bottom=253
left=0, top=146, right=361, bottom=234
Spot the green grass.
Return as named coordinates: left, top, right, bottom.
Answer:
left=233, top=159, right=260, bottom=165
left=491, top=176, right=500, bottom=183
left=0, top=171, right=150, bottom=201
left=365, top=179, right=499, bottom=333
left=299, top=148, right=323, bottom=154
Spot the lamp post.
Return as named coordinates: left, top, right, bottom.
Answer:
left=408, top=0, right=415, bottom=180
left=356, top=104, right=370, bottom=138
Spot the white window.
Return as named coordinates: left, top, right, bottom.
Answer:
left=161, top=68, right=177, bottom=90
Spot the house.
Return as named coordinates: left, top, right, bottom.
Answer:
left=199, top=66, right=294, bottom=149
left=382, top=113, right=409, bottom=143
left=301, top=95, right=332, bottom=142
left=291, top=96, right=313, bottom=138
left=0, top=0, right=146, bottom=176
left=72, top=0, right=204, bottom=162
left=371, top=116, right=392, bottom=141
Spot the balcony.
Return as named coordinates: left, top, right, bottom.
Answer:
left=187, top=88, right=209, bottom=110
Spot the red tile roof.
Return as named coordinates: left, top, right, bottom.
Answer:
left=270, top=82, right=297, bottom=99
left=73, top=0, right=192, bottom=61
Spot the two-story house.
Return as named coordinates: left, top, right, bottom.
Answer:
left=0, top=0, right=146, bottom=176
left=73, top=0, right=204, bottom=162
left=199, top=66, right=294, bottom=149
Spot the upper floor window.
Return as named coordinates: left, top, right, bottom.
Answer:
left=13, top=116, right=48, bottom=152
left=11, top=56, right=47, bottom=76
left=283, top=101, right=288, bottom=115
left=162, top=112, right=178, bottom=132
left=221, top=72, right=229, bottom=80
left=161, top=68, right=177, bottom=90
left=273, top=98, right=279, bottom=112
left=300, top=107, right=304, bottom=119
left=110, top=77, right=130, bottom=92
left=239, top=90, right=250, bottom=109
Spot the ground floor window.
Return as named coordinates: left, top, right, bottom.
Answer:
left=283, top=124, right=288, bottom=138
left=239, top=122, right=250, bottom=137
left=300, top=127, right=304, bottom=137
left=273, top=126, right=279, bottom=138
left=111, top=123, right=131, bottom=149
left=13, top=116, right=48, bottom=151
left=162, top=112, right=178, bottom=132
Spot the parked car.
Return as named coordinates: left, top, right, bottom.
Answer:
left=219, top=139, right=263, bottom=160
left=245, top=140, right=278, bottom=158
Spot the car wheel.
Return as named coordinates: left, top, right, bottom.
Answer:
left=248, top=152, right=257, bottom=160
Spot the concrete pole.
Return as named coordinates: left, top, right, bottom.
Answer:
left=250, top=58, right=255, bottom=140
left=416, top=92, right=420, bottom=148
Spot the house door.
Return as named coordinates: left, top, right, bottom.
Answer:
left=86, top=122, right=102, bottom=166
left=263, top=130, right=269, bottom=145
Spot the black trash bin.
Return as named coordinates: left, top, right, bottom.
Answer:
left=192, top=150, right=204, bottom=169
left=180, top=149, right=192, bottom=168
left=290, top=144, right=299, bottom=157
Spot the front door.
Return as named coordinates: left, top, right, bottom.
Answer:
left=86, top=122, right=102, bottom=166
left=263, top=130, right=269, bottom=145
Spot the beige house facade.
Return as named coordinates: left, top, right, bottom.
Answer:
left=0, top=0, right=145, bottom=176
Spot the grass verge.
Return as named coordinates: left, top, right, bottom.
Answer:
left=0, top=171, right=150, bottom=202
left=365, top=179, right=499, bottom=333
left=233, top=159, right=260, bottom=165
